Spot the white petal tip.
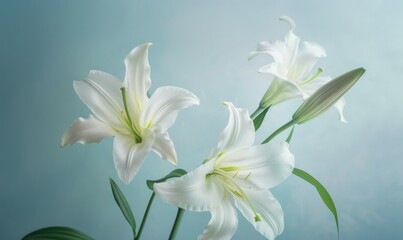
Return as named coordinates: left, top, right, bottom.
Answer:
left=119, top=171, right=136, bottom=185
left=166, top=154, right=178, bottom=166
left=222, top=101, right=231, bottom=106
left=279, top=16, right=296, bottom=30
left=125, top=43, right=153, bottom=64
left=248, top=52, right=257, bottom=60
left=122, top=178, right=131, bottom=185
left=194, top=97, right=201, bottom=105
left=140, top=42, right=153, bottom=48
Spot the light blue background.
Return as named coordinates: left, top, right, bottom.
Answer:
left=1, top=1, right=402, bottom=239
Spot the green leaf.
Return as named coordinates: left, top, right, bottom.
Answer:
left=109, top=178, right=137, bottom=237
left=147, top=169, right=187, bottom=191
left=285, top=125, right=295, bottom=144
left=22, top=226, right=94, bottom=240
left=253, top=107, right=269, bottom=131
left=293, top=168, right=339, bottom=236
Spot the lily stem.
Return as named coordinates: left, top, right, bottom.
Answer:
left=135, top=192, right=156, bottom=240
left=168, top=208, right=185, bottom=240
left=262, top=120, right=295, bottom=144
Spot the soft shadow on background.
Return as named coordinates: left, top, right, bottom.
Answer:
left=1, top=1, right=402, bottom=239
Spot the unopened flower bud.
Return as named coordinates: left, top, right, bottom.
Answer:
left=292, top=68, right=365, bottom=124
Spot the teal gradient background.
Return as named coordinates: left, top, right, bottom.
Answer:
left=1, top=1, right=402, bottom=239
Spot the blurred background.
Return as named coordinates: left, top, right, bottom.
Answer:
left=1, top=0, right=402, bottom=239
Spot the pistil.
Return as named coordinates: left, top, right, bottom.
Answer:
left=300, top=67, right=323, bottom=86
left=120, top=87, right=142, bottom=143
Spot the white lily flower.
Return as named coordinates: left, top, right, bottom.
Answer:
left=61, top=43, right=200, bottom=184
left=154, top=102, right=294, bottom=240
left=249, top=16, right=347, bottom=122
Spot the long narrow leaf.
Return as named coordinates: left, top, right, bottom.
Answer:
left=22, top=226, right=94, bottom=240
left=293, top=168, right=339, bottom=236
left=285, top=125, right=295, bottom=144
left=253, top=107, right=269, bottom=131
left=109, top=178, right=136, bottom=237
left=147, top=169, right=187, bottom=191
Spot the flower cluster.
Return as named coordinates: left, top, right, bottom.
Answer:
left=24, top=16, right=364, bottom=240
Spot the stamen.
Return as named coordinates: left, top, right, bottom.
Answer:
left=300, top=68, right=323, bottom=86
left=220, top=166, right=240, bottom=172
left=213, top=169, right=262, bottom=223
left=244, top=172, right=252, bottom=180
left=255, top=213, right=262, bottom=222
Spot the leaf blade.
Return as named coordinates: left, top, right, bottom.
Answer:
left=285, top=125, right=295, bottom=144
left=109, top=178, right=137, bottom=237
left=253, top=107, right=270, bottom=131
left=22, top=226, right=94, bottom=240
left=147, top=169, right=187, bottom=191
left=293, top=168, right=339, bottom=236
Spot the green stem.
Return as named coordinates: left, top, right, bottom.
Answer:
left=262, top=120, right=295, bottom=144
left=250, top=106, right=264, bottom=120
left=135, top=192, right=156, bottom=240
left=168, top=208, right=185, bottom=240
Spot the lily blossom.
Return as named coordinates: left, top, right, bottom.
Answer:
left=249, top=16, right=347, bottom=122
left=154, top=102, right=294, bottom=239
left=61, top=43, right=199, bottom=184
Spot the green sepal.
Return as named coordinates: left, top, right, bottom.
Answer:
left=22, top=226, right=94, bottom=240
left=253, top=107, right=270, bottom=131
left=293, top=168, right=339, bottom=237
left=147, top=169, right=187, bottom=191
left=109, top=178, right=137, bottom=237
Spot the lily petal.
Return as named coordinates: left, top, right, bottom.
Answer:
left=280, top=16, right=300, bottom=78
left=154, top=160, right=222, bottom=212
left=151, top=132, right=177, bottom=165
left=113, top=131, right=155, bottom=184
left=198, top=200, right=238, bottom=240
left=334, top=98, right=347, bottom=123
left=249, top=40, right=289, bottom=72
left=218, top=142, right=294, bottom=190
left=235, top=190, right=284, bottom=239
left=260, top=78, right=305, bottom=108
left=73, top=70, right=125, bottom=129
left=211, top=102, right=255, bottom=157
left=251, top=16, right=301, bottom=81
left=291, top=41, right=326, bottom=81
left=61, top=115, right=115, bottom=147
left=123, top=43, right=152, bottom=114
left=284, top=33, right=299, bottom=70
left=250, top=40, right=291, bottom=81
left=140, top=86, right=199, bottom=133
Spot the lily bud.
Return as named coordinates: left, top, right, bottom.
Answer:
left=292, top=67, right=365, bottom=124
